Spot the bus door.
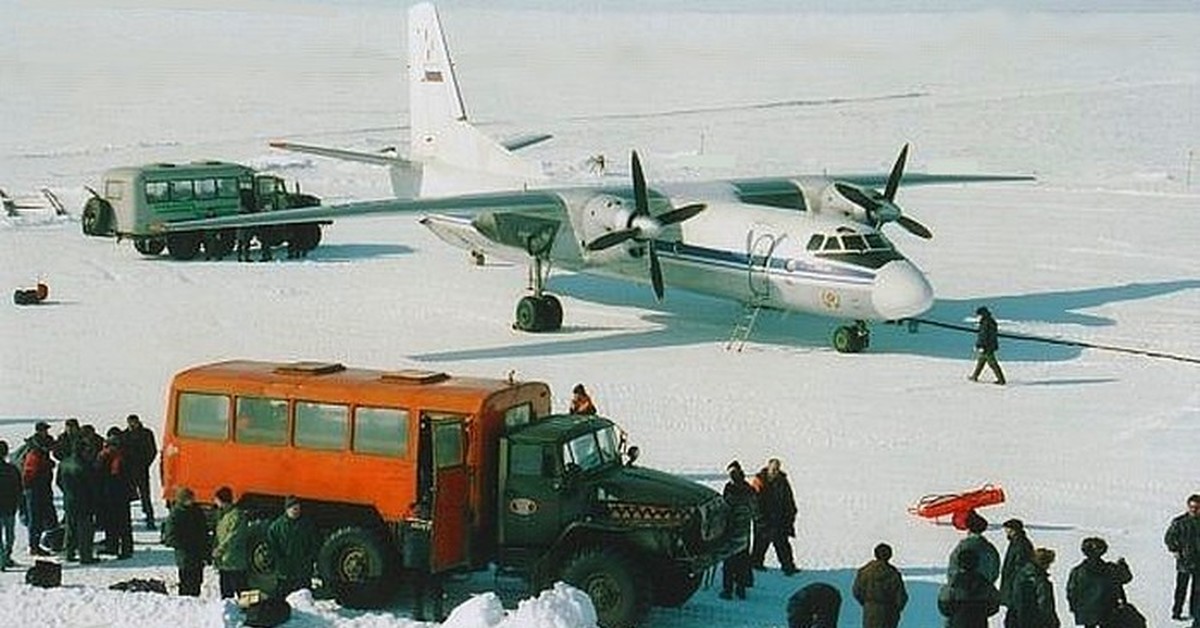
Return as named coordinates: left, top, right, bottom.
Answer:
left=420, top=412, right=470, bottom=572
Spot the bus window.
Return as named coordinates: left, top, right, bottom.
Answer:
left=217, top=178, right=239, bottom=199
left=504, top=403, right=533, bottom=430
left=170, top=180, right=194, bottom=202
left=295, top=401, right=348, bottom=451
left=354, top=406, right=409, bottom=457
left=235, top=396, right=288, bottom=445
left=177, top=392, right=230, bottom=440
left=105, top=180, right=126, bottom=201
left=432, top=419, right=465, bottom=468
left=195, top=179, right=218, bottom=200
left=146, top=181, right=169, bottom=204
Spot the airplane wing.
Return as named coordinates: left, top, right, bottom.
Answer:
left=832, top=173, right=1035, bottom=188
left=269, top=141, right=414, bottom=167
left=156, top=189, right=566, bottom=233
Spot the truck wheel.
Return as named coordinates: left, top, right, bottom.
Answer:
left=560, top=547, right=649, bottom=628
left=203, top=229, right=235, bottom=259
left=290, top=223, right=321, bottom=251
left=653, top=569, right=702, bottom=608
left=166, top=232, right=201, bottom=261
left=81, top=197, right=113, bottom=236
left=134, top=238, right=165, bottom=256
left=318, top=527, right=393, bottom=609
left=245, top=520, right=277, bottom=594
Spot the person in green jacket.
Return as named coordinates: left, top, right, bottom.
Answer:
left=1001, top=518, right=1035, bottom=627
left=1009, top=547, right=1060, bottom=628
left=267, top=495, right=322, bottom=595
left=163, top=486, right=209, bottom=596
left=212, top=486, right=249, bottom=599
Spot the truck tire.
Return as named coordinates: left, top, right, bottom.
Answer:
left=134, top=237, right=165, bottom=256
left=560, top=547, right=649, bottom=628
left=317, top=527, right=393, bottom=609
left=166, top=232, right=201, bottom=261
left=245, top=520, right=277, bottom=594
left=653, top=569, right=702, bottom=608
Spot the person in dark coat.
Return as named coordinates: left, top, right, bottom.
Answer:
left=968, top=306, right=1006, bottom=385
left=1009, top=547, right=1060, bottom=628
left=853, top=543, right=908, bottom=628
left=949, top=511, right=1001, bottom=586
left=1165, top=494, right=1200, bottom=623
left=0, top=440, right=23, bottom=569
left=123, top=414, right=158, bottom=529
left=21, top=424, right=56, bottom=556
left=163, top=486, right=209, bottom=596
left=267, top=495, right=322, bottom=595
left=96, top=428, right=134, bottom=558
left=750, top=457, right=799, bottom=575
left=720, top=460, right=757, bottom=600
left=1066, top=537, right=1133, bottom=628
left=788, top=582, right=842, bottom=628
left=1002, top=518, right=1036, bottom=626
left=569, top=384, right=597, bottom=415
left=939, top=549, right=1001, bottom=628
left=212, top=486, right=249, bottom=599
left=56, top=437, right=99, bottom=564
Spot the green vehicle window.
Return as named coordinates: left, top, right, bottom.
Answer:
left=433, top=421, right=464, bottom=468
left=354, top=406, right=409, bottom=457
left=294, top=401, right=348, bottom=450
left=145, top=181, right=169, bottom=204
left=195, top=179, right=217, bottom=200
left=235, top=396, right=288, bottom=445
left=217, top=178, right=239, bottom=199
left=170, top=180, right=194, bottom=202
left=177, top=392, right=230, bottom=440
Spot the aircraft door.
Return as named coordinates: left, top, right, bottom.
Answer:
left=746, top=229, right=784, bottom=301
left=422, top=414, right=471, bottom=572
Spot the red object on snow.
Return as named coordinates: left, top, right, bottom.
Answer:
left=909, top=484, right=1006, bottom=529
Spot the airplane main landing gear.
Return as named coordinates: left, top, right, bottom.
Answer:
left=513, top=256, right=562, bottom=332
left=833, top=320, right=870, bottom=353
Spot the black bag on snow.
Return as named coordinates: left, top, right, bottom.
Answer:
left=25, top=560, right=62, bottom=588
left=242, top=597, right=291, bottom=628
left=109, top=578, right=169, bottom=594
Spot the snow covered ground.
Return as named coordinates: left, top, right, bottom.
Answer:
left=2, top=1, right=1199, bottom=627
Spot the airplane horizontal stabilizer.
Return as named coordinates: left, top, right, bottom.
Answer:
left=269, top=141, right=414, bottom=168
left=501, top=133, right=553, bottom=152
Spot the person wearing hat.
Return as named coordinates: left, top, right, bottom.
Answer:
left=163, top=486, right=209, bottom=596
left=853, top=542, right=909, bottom=628
left=569, top=384, right=597, bottom=415
left=720, top=460, right=757, bottom=600
left=788, top=581, right=842, bottom=628
left=1001, top=518, right=1035, bottom=624
left=1009, top=547, right=1060, bottom=628
left=267, top=495, right=322, bottom=595
left=21, top=423, right=57, bottom=557
left=968, top=306, right=1006, bottom=385
left=949, top=511, right=1001, bottom=586
left=123, top=414, right=158, bottom=530
left=212, top=486, right=249, bottom=599
left=939, top=549, right=1001, bottom=628
left=1066, top=537, right=1132, bottom=628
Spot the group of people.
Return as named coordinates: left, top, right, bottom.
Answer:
left=163, top=486, right=320, bottom=599
left=0, top=414, right=158, bottom=569
left=782, top=495, right=1200, bottom=628
left=720, top=457, right=801, bottom=600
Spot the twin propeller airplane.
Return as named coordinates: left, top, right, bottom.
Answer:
left=167, top=3, right=1033, bottom=352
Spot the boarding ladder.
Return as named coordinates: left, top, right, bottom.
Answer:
left=726, top=300, right=765, bottom=352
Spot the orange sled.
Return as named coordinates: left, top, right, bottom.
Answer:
left=909, top=484, right=1006, bottom=529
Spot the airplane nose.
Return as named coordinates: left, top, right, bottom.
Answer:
left=872, top=260, right=934, bottom=320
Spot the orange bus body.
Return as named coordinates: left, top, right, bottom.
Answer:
left=161, top=360, right=551, bottom=570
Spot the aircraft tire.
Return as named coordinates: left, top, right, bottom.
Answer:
left=833, top=326, right=867, bottom=353
left=539, top=295, right=563, bottom=331
left=515, top=296, right=541, bottom=331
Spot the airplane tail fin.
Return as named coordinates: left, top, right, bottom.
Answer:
left=407, top=3, right=542, bottom=196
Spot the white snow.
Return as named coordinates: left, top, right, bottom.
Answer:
left=2, top=2, right=1199, bottom=627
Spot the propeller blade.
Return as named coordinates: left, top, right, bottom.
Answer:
left=648, top=245, right=664, bottom=301
left=884, top=143, right=909, bottom=201
left=835, top=182, right=880, bottom=213
left=656, top=202, right=706, bottom=226
left=586, top=228, right=639, bottom=251
left=631, top=150, right=649, bottom=218
left=897, top=214, right=933, bottom=239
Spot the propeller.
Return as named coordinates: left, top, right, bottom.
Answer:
left=584, top=151, right=706, bottom=300
left=834, top=144, right=932, bottom=240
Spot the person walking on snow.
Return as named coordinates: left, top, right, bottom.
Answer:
left=1001, top=518, right=1036, bottom=627
left=750, top=457, right=799, bottom=575
left=1165, top=494, right=1200, bottom=625
left=969, top=306, right=1006, bottom=385
left=719, top=460, right=756, bottom=600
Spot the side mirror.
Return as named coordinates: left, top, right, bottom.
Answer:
left=624, top=445, right=640, bottom=467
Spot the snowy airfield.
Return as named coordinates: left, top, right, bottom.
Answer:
left=2, top=1, right=1199, bottom=626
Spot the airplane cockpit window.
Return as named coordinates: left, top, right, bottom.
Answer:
left=865, top=233, right=890, bottom=250
left=822, top=237, right=842, bottom=251
left=842, top=235, right=867, bottom=251
left=806, top=234, right=824, bottom=251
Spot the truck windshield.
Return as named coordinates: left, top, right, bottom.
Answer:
left=563, top=426, right=620, bottom=473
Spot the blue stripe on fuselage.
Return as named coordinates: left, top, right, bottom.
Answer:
left=652, top=240, right=875, bottom=285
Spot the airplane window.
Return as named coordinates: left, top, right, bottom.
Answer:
left=843, top=235, right=867, bottom=251
left=865, top=234, right=889, bottom=250
left=822, top=237, right=842, bottom=251
left=806, top=234, right=824, bottom=251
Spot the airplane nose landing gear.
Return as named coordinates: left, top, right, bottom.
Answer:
left=832, top=320, right=870, bottom=353
left=515, top=294, right=563, bottom=332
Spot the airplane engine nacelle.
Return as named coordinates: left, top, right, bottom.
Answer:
left=579, top=193, right=645, bottom=261
left=818, top=183, right=871, bottom=224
